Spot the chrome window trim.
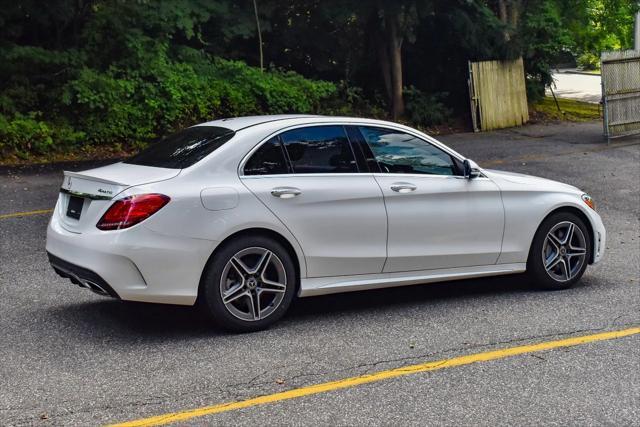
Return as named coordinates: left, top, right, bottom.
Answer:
left=237, top=122, right=469, bottom=178
left=373, top=173, right=490, bottom=180
left=239, top=172, right=488, bottom=181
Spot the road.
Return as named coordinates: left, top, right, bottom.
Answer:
left=547, top=71, right=602, bottom=103
left=1, top=121, right=639, bottom=426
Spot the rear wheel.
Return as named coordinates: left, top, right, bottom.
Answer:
left=200, top=235, right=297, bottom=332
left=527, top=212, right=591, bottom=290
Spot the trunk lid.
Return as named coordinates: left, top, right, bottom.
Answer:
left=56, top=163, right=180, bottom=233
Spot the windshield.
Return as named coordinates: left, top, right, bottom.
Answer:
left=125, top=126, right=235, bottom=169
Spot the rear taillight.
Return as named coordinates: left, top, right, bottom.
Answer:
left=97, top=194, right=170, bottom=231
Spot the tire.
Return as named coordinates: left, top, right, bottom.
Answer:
left=200, top=235, right=297, bottom=332
left=527, top=211, right=591, bottom=290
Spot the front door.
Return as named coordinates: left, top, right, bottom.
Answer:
left=240, top=125, right=387, bottom=278
left=357, top=125, right=504, bottom=273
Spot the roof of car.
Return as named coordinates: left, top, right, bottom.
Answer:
left=195, top=115, right=324, bottom=131
left=195, top=114, right=430, bottom=136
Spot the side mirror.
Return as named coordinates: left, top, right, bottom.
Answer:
left=463, top=159, right=481, bottom=180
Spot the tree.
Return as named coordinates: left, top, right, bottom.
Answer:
left=495, top=0, right=522, bottom=40
left=369, top=1, right=432, bottom=119
left=252, top=0, right=264, bottom=71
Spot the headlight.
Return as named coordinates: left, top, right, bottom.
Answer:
left=581, top=193, right=595, bottom=210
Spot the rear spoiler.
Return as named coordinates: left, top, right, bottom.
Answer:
left=61, top=171, right=128, bottom=200
left=63, top=171, right=126, bottom=186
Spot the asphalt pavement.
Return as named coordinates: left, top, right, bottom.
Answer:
left=547, top=71, right=602, bottom=103
left=0, top=120, right=638, bottom=426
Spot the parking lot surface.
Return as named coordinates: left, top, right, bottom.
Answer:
left=1, top=121, right=638, bottom=426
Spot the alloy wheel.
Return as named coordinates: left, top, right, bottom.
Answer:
left=219, top=247, right=287, bottom=321
left=542, top=221, right=587, bottom=282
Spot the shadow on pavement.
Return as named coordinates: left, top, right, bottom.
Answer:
left=47, top=274, right=535, bottom=341
left=288, top=274, right=533, bottom=319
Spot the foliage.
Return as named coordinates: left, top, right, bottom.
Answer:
left=62, top=51, right=337, bottom=147
left=0, top=113, right=84, bottom=159
left=518, top=0, right=572, bottom=101
left=576, top=52, right=601, bottom=70
left=557, top=0, right=640, bottom=62
left=0, top=0, right=634, bottom=160
left=404, top=87, right=452, bottom=126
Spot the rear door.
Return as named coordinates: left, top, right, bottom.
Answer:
left=240, top=125, right=387, bottom=278
left=357, top=126, right=505, bottom=272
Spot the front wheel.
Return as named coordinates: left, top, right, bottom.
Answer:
left=200, top=235, right=297, bottom=332
left=527, top=212, right=591, bottom=290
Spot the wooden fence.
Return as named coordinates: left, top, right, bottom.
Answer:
left=601, top=50, right=640, bottom=141
left=468, top=57, right=529, bottom=132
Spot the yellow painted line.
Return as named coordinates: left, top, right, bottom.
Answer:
left=111, top=326, right=640, bottom=427
left=0, top=209, right=53, bottom=220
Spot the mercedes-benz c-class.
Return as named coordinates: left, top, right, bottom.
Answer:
left=46, top=115, right=605, bottom=331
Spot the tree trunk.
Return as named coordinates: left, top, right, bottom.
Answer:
left=377, top=38, right=392, bottom=102
left=497, top=0, right=522, bottom=41
left=508, top=0, right=521, bottom=30
left=253, top=0, right=264, bottom=72
left=497, top=0, right=508, bottom=23
left=387, top=14, right=404, bottom=119
left=497, top=0, right=510, bottom=41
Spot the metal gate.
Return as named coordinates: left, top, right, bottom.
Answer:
left=468, top=57, right=529, bottom=132
left=601, top=50, right=640, bottom=141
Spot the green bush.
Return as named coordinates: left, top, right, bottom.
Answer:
left=404, top=86, right=452, bottom=127
left=0, top=113, right=84, bottom=159
left=59, top=43, right=339, bottom=149
left=576, top=52, right=600, bottom=71
left=0, top=32, right=342, bottom=159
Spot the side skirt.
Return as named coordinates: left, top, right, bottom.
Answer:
left=299, top=263, right=526, bottom=297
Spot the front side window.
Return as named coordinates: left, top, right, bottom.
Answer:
left=280, top=126, right=358, bottom=174
left=244, top=137, right=289, bottom=175
left=125, top=126, right=235, bottom=169
left=359, top=126, right=458, bottom=176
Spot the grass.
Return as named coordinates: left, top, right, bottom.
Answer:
left=530, top=97, right=601, bottom=122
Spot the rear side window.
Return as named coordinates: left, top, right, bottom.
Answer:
left=359, top=126, right=459, bottom=176
left=125, top=126, right=235, bottom=169
left=244, top=137, right=290, bottom=175
left=280, top=126, right=358, bottom=174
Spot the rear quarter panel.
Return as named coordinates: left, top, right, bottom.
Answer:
left=124, top=132, right=309, bottom=279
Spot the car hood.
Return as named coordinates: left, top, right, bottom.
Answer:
left=483, top=168, right=582, bottom=194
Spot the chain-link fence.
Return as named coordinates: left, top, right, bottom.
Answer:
left=601, top=50, right=640, bottom=141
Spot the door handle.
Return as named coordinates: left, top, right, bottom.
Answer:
left=271, top=187, right=302, bottom=198
left=390, top=182, right=417, bottom=193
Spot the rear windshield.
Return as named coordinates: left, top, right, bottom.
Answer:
left=125, top=126, right=235, bottom=169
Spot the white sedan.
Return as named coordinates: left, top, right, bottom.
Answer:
left=46, top=115, right=606, bottom=331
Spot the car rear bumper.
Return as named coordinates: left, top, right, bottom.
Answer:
left=48, top=252, right=120, bottom=298
left=46, top=212, right=216, bottom=305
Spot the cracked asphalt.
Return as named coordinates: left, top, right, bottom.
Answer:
left=1, top=121, right=639, bottom=426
